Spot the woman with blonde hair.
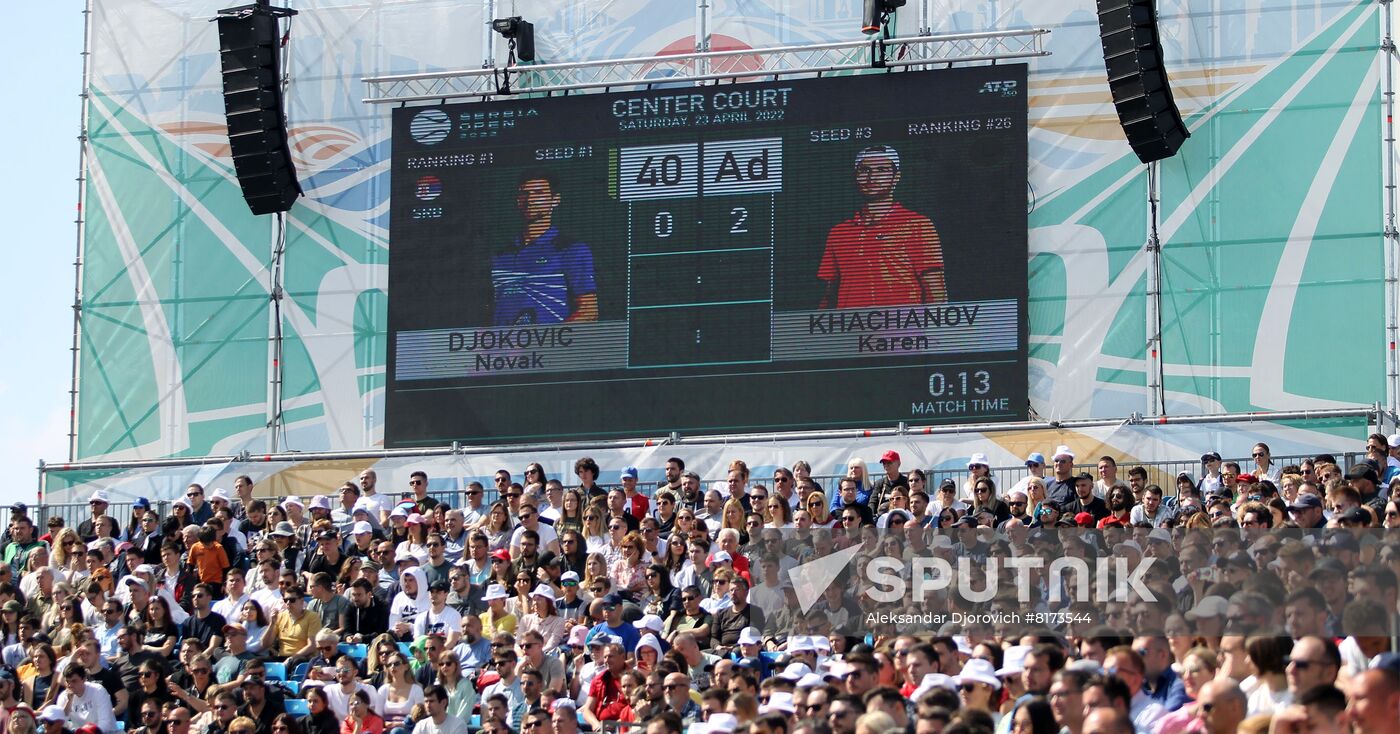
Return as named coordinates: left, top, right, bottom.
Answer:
left=826, top=458, right=871, bottom=514
left=363, top=633, right=401, bottom=686
left=436, top=649, right=477, bottom=719
left=49, top=528, right=84, bottom=580
left=581, top=506, right=608, bottom=554
left=805, top=490, right=834, bottom=526
left=375, top=652, right=424, bottom=733
left=720, top=499, right=749, bottom=546
left=582, top=552, right=611, bottom=595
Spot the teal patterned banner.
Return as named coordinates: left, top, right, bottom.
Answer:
left=75, top=0, right=1384, bottom=460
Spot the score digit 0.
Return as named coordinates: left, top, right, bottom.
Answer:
left=654, top=211, right=674, bottom=238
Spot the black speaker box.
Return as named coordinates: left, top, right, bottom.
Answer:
left=217, top=7, right=302, bottom=215
left=1096, top=0, right=1190, bottom=163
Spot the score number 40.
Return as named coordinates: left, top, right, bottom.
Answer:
left=653, top=208, right=750, bottom=237
left=928, top=370, right=992, bottom=397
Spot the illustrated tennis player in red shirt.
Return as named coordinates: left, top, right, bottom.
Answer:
left=817, top=145, right=948, bottom=309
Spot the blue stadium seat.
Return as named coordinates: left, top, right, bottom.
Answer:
left=263, top=662, right=287, bottom=681
left=341, top=643, right=368, bottom=660
left=282, top=681, right=301, bottom=696
left=469, top=715, right=481, bottom=728
left=292, top=662, right=310, bottom=681
left=284, top=698, right=310, bottom=716
left=398, top=642, right=412, bottom=657
left=760, top=651, right=781, bottom=664
left=117, top=723, right=126, bottom=732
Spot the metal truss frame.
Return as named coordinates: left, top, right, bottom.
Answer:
left=363, top=29, right=1049, bottom=105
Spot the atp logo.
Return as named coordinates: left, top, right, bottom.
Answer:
left=979, top=80, right=1019, bottom=97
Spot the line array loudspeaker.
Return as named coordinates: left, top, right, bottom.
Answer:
left=217, top=5, right=302, bottom=215
left=1096, top=0, right=1190, bottom=163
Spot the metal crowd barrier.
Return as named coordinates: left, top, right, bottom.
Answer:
left=10, top=450, right=1362, bottom=534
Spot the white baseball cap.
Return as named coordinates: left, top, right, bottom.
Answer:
left=778, top=663, right=812, bottom=682
left=1185, top=595, right=1229, bottom=620
left=1052, top=445, right=1075, bottom=461
left=952, top=658, right=1002, bottom=690
left=967, top=453, right=990, bottom=468
left=759, top=690, right=796, bottom=715
left=736, top=626, right=762, bottom=646
left=996, top=645, right=1032, bottom=678
left=352, top=521, right=373, bottom=535
left=483, top=584, right=509, bottom=601
left=632, top=614, right=664, bottom=633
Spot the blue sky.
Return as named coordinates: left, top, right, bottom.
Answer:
left=0, top=5, right=85, bottom=507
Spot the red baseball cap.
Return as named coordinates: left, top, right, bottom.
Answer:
left=880, top=450, right=901, bottom=463
left=490, top=549, right=511, bottom=562
left=1236, top=473, right=1256, bottom=484
left=1074, top=512, right=1095, bottom=527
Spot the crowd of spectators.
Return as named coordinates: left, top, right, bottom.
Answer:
left=0, top=440, right=1397, bottom=734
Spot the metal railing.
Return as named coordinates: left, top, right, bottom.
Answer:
left=18, top=449, right=1364, bottom=535
left=363, top=29, right=1050, bottom=104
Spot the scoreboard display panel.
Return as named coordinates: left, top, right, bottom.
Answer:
left=387, top=65, right=1029, bottom=446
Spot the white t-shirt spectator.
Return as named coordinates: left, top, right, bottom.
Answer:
left=57, top=681, right=117, bottom=732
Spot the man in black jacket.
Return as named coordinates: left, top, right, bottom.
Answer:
left=340, top=578, right=388, bottom=644
left=1065, top=472, right=1110, bottom=523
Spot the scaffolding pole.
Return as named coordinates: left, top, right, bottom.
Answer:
left=1383, top=0, right=1399, bottom=414
left=482, top=0, right=496, bottom=69
left=265, top=9, right=295, bottom=452
left=67, top=0, right=96, bottom=462
left=1146, top=161, right=1165, bottom=416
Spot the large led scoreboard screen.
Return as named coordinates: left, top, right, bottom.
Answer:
left=386, top=65, right=1029, bottom=446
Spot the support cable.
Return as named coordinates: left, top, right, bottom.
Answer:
left=67, top=0, right=96, bottom=462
